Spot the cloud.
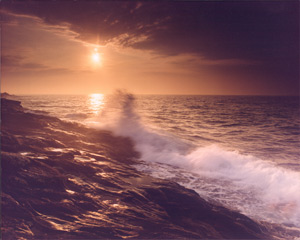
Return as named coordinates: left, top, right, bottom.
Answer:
left=2, top=55, right=48, bottom=71
left=2, top=1, right=299, bottom=85
left=36, top=67, right=74, bottom=75
left=2, top=54, right=48, bottom=70
left=1, top=2, right=169, bottom=49
left=2, top=54, right=74, bottom=75
left=1, top=55, right=24, bottom=68
left=2, top=2, right=298, bottom=59
left=21, top=63, right=48, bottom=69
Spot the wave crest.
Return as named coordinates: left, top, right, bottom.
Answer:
left=90, top=90, right=300, bottom=227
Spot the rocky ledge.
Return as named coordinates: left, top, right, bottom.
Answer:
left=1, top=98, right=269, bottom=239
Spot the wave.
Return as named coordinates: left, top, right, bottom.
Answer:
left=65, top=113, right=90, bottom=120
left=24, top=109, right=50, bottom=115
left=89, top=90, right=300, bottom=228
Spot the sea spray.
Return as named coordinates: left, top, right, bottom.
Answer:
left=91, top=90, right=188, bottom=153
left=90, top=90, right=300, bottom=227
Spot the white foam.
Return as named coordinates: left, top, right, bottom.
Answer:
left=90, top=90, right=300, bottom=227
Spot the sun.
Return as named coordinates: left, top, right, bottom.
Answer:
left=91, top=48, right=101, bottom=65
left=92, top=52, right=100, bottom=63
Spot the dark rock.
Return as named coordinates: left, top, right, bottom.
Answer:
left=1, top=98, right=271, bottom=239
left=1, top=92, right=14, bottom=98
left=1, top=97, right=23, bottom=112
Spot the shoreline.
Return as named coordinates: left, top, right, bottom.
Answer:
left=0, top=97, right=277, bottom=239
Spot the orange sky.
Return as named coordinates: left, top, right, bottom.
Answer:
left=1, top=2, right=299, bottom=95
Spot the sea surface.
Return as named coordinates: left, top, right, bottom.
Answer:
left=14, top=92, right=300, bottom=232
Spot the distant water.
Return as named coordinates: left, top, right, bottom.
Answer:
left=15, top=93, right=300, bottom=229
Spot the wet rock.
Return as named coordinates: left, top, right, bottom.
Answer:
left=1, top=152, right=31, bottom=171
left=1, top=98, right=270, bottom=239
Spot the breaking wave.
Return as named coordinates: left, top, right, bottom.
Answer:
left=89, top=90, right=300, bottom=227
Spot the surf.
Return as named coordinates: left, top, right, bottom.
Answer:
left=89, top=90, right=300, bottom=228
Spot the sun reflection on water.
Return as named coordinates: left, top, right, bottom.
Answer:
left=89, top=93, right=104, bottom=115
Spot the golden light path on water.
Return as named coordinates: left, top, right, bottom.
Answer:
left=89, top=93, right=104, bottom=115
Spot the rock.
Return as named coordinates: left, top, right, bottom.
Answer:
left=1, top=92, right=14, bottom=98
left=1, top=97, right=23, bottom=112
left=1, top=98, right=270, bottom=239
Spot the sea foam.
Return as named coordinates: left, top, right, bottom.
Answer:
left=90, top=90, right=300, bottom=227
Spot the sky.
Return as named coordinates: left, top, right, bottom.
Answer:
left=1, top=1, right=299, bottom=95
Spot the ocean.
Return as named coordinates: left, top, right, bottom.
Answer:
left=13, top=92, right=300, bottom=232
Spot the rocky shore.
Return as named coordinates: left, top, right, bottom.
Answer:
left=1, top=98, right=269, bottom=239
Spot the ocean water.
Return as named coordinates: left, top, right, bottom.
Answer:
left=14, top=92, right=300, bottom=230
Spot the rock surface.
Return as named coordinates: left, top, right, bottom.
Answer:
left=1, top=98, right=269, bottom=239
left=1, top=92, right=14, bottom=98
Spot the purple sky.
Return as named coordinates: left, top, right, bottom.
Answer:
left=1, top=1, right=299, bottom=95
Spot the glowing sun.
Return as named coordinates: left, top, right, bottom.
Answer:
left=91, top=48, right=101, bottom=64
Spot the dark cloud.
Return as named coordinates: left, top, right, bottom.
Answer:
left=1, top=55, right=24, bottom=67
left=2, top=54, right=48, bottom=70
left=2, top=1, right=299, bottom=94
left=2, top=54, right=73, bottom=75
left=21, top=63, right=48, bottom=69
left=3, top=2, right=297, bottom=56
left=38, top=67, right=74, bottom=75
